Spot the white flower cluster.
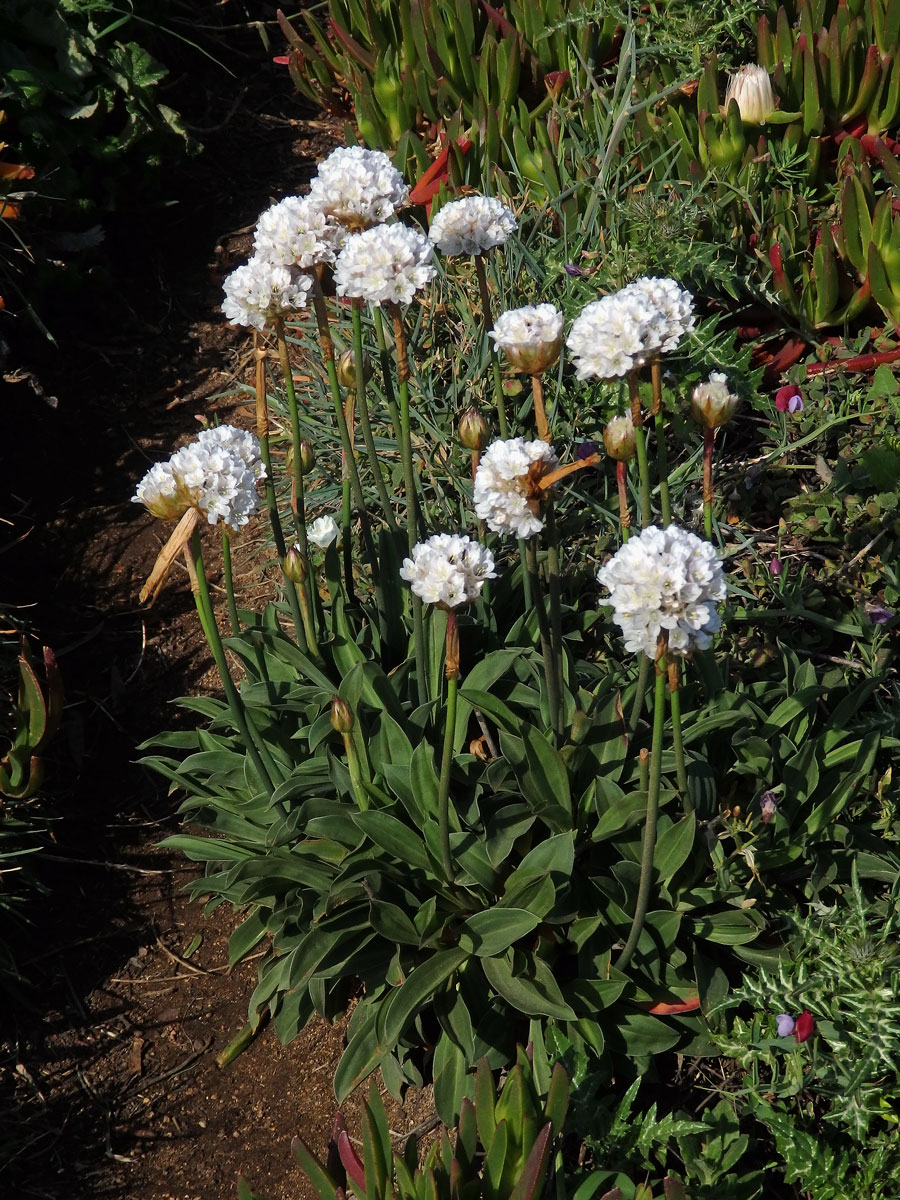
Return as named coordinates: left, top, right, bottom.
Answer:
left=473, top=438, right=558, bottom=539
left=490, top=304, right=564, bottom=374
left=334, top=223, right=435, bottom=306
left=566, top=276, right=694, bottom=380
left=307, top=515, right=341, bottom=548
left=133, top=425, right=266, bottom=530
left=308, top=145, right=409, bottom=227
left=222, top=256, right=312, bottom=331
left=596, top=524, right=726, bottom=657
left=428, top=195, right=517, bottom=256
left=253, top=195, right=343, bottom=269
left=400, top=534, right=496, bottom=607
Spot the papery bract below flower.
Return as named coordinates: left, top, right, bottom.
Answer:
left=253, top=194, right=344, bottom=269
left=333, top=224, right=435, bottom=307
left=775, top=1013, right=795, bottom=1037
left=602, top=415, right=636, bottom=462
left=490, top=304, right=564, bottom=374
left=132, top=461, right=187, bottom=521
left=597, top=524, right=727, bottom=657
left=307, top=145, right=409, bottom=228
left=725, top=64, right=777, bottom=124
left=400, top=534, right=496, bottom=607
left=775, top=384, right=804, bottom=413
left=307, top=515, right=341, bottom=549
left=222, top=255, right=312, bottom=331
left=428, top=195, right=517, bottom=256
left=473, top=438, right=558, bottom=539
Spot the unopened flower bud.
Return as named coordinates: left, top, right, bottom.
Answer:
left=282, top=545, right=308, bottom=584
left=336, top=348, right=372, bottom=389
left=489, top=305, right=564, bottom=375
left=769, top=556, right=783, bottom=577
left=602, top=414, right=636, bottom=461
left=286, top=439, right=316, bottom=475
left=330, top=696, right=353, bottom=733
left=760, top=790, right=778, bottom=823
left=724, top=64, right=776, bottom=125
left=691, top=372, right=740, bottom=429
left=459, top=407, right=489, bottom=451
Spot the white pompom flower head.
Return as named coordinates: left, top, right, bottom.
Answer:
left=334, top=224, right=436, bottom=307
left=222, top=254, right=312, bottom=331
left=596, top=524, right=727, bottom=658
left=308, top=145, right=409, bottom=229
left=490, top=304, right=564, bottom=375
left=253, top=195, right=345, bottom=270
left=473, top=438, right=559, bottom=539
left=428, top=195, right=517, bottom=256
left=400, top=534, right=497, bottom=608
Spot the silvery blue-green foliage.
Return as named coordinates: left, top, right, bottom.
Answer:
left=711, top=866, right=900, bottom=1158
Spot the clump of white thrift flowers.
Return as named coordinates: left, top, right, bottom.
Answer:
left=428, top=195, right=517, bottom=256
left=253, top=195, right=344, bottom=269
left=490, top=304, right=564, bottom=374
left=473, top=438, right=558, bottom=539
left=222, top=255, right=312, bottom=330
left=307, top=146, right=409, bottom=228
left=334, top=224, right=435, bottom=306
left=400, top=534, right=496, bottom=607
left=133, top=425, right=266, bottom=530
left=307, top=515, right=341, bottom=549
left=597, top=524, right=726, bottom=657
left=566, top=277, right=694, bottom=380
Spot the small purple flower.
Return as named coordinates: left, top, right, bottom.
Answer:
left=776, top=1013, right=795, bottom=1037
left=760, top=791, right=778, bottom=823
left=564, top=263, right=586, bottom=277
left=775, top=384, right=804, bottom=414
left=865, top=602, right=894, bottom=625
left=577, top=440, right=599, bottom=460
left=769, top=556, right=783, bottom=577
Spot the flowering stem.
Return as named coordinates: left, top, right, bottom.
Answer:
left=388, top=302, right=428, bottom=707
left=703, top=427, right=715, bottom=540
left=296, top=563, right=321, bottom=661
left=628, top=655, right=651, bottom=734
left=372, top=305, right=402, bottom=435
left=437, top=609, right=460, bottom=884
left=531, top=374, right=550, bottom=441
left=254, top=336, right=308, bottom=652
left=273, top=319, right=310, bottom=559
left=650, top=359, right=672, bottom=527
left=473, top=254, right=508, bottom=438
left=616, top=461, right=631, bottom=543
left=667, top=653, right=691, bottom=814
left=543, top=502, right=565, bottom=738
left=352, top=299, right=398, bottom=532
left=615, top=634, right=668, bottom=971
left=627, top=371, right=653, bottom=528
left=221, top=530, right=241, bottom=636
left=340, top=392, right=356, bottom=602
left=310, top=276, right=377, bottom=569
left=187, top=531, right=284, bottom=801
left=524, top=540, right=562, bottom=739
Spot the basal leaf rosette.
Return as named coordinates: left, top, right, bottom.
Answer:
left=597, top=524, right=726, bottom=657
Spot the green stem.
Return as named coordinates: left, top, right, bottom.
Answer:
left=310, top=278, right=378, bottom=570
left=650, top=358, right=672, bottom=527
left=389, top=303, right=428, bottom=707
left=667, top=654, right=691, bottom=814
left=525, top=540, right=561, bottom=739
left=615, top=636, right=668, bottom=971
left=474, top=254, right=508, bottom=438
left=254, top=337, right=307, bottom=650
left=628, top=655, right=651, bottom=735
left=221, top=530, right=241, bottom=636
left=274, top=320, right=309, bottom=553
left=189, top=531, right=284, bottom=803
left=628, top=371, right=652, bottom=528
left=437, top=609, right=459, bottom=884
left=703, top=426, right=715, bottom=541
left=543, top=502, right=564, bottom=738
left=352, top=300, right=398, bottom=532
left=372, top=305, right=402, bottom=435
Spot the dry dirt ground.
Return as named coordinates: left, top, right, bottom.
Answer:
left=1, top=14, right=436, bottom=1199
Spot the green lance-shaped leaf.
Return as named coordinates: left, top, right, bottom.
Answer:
left=376, top=948, right=469, bottom=1049
left=481, top=951, right=576, bottom=1020
left=458, top=908, right=541, bottom=957
left=291, top=1134, right=344, bottom=1200
left=362, top=1085, right=391, bottom=1200
left=812, top=238, right=841, bottom=326
left=840, top=173, right=872, bottom=276
left=696, top=52, right=719, bottom=115
left=506, top=1124, right=553, bottom=1200
left=869, top=52, right=900, bottom=132
left=543, top=1062, right=569, bottom=1137
left=474, top=1056, right=498, bottom=1152
left=842, top=43, right=884, bottom=121
left=802, top=39, right=823, bottom=134
left=867, top=242, right=900, bottom=322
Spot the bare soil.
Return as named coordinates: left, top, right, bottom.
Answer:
left=1, top=13, right=435, bottom=1199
